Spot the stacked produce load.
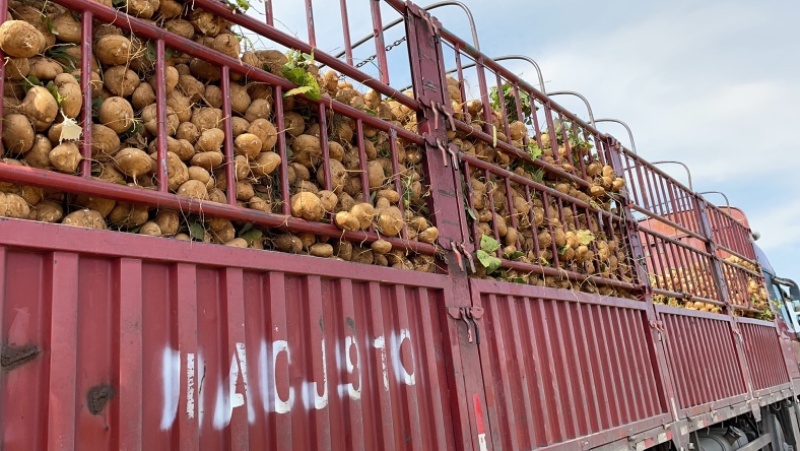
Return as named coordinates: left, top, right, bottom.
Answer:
left=0, top=0, right=439, bottom=271
left=437, top=76, right=637, bottom=298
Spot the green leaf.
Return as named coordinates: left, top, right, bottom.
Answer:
left=284, top=86, right=314, bottom=98
left=577, top=230, right=595, bottom=245
left=240, top=229, right=263, bottom=246
left=480, top=234, right=501, bottom=254
left=188, top=222, right=205, bottom=241
left=237, top=222, right=254, bottom=235
left=527, top=142, right=543, bottom=160
left=476, top=250, right=502, bottom=274
left=504, top=250, right=525, bottom=260
left=558, top=245, right=569, bottom=255
left=466, top=207, right=477, bottom=221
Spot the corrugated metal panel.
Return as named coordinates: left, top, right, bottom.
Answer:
left=739, top=320, right=790, bottom=391
left=659, top=307, right=746, bottom=410
left=0, top=223, right=459, bottom=451
left=470, top=279, right=667, bottom=450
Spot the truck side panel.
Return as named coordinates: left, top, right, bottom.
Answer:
left=0, top=220, right=460, bottom=451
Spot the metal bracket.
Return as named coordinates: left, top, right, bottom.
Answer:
left=448, top=306, right=484, bottom=344
left=458, top=242, right=476, bottom=273
left=450, top=240, right=465, bottom=272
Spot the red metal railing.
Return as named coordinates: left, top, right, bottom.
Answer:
left=0, top=0, right=439, bottom=260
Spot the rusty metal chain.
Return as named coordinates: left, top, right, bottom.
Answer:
left=355, top=36, right=407, bottom=68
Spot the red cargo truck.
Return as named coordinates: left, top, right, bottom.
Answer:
left=0, top=0, right=797, bottom=450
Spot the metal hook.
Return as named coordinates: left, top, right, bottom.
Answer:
left=547, top=90, right=595, bottom=127
left=595, top=118, right=637, bottom=154
left=651, top=160, right=694, bottom=191
left=336, top=0, right=481, bottom=60
left=698, top=191, right=730, bottom=210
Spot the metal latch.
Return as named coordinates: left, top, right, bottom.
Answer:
left=448, top=307, right=484, bottom=344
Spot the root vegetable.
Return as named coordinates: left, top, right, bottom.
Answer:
left=244, top=98, right=271, bottom=122
left=191, top=151, right=223, bottom=171
left=32, top=200, right=63, bottom=222
left=291, top=192, right=324, bottom=221
left=418, top=226, right=439, bottom=244
left=350, top=203, right=375, bottom=230
left=132, top=83, right=157, bottom=110
left=274, top=234, right=303, bottom=253
left=318, top=190, right=338, bottom=212
left=225, top=238, right=248, bottom=248
left=376, top=206, right=403, bottom=237
left=234, top=133, right=262, bottom=160
left=154, top=210, right=180, bottom=236
left=251, top=151, right=281, bottom=177
left=99, top=97, right=135, bottom=133
left=196, top=128, right=225, bottom=153
left=2, top=114, right=34, bottom=154
left=19, top=86, right=58, bottom=131
left=139, top=221, right=162, bottom=236
left=177, top=180, right=208, bottom=200
left=115, top=148, right=153, bottom=179
left=291, top=134, right=322, bottom=168
left=371, top=239, right=392, bottom=254
left=103, top=66, right=140, bottom=97
left=0, top=20, right=46, bottom=58
left=63, top=209, right=107, bottom=229
left=108, top=203, right=149, bottom=228
left=317, top=159, right=347, bottom=194
left=334, top=211, right=359, bottom=231
left=49, top=142, right=82, bottom=173
left=95, top=35, right=133, bottom=66
left=28, top=57, right=63, bottom=80
left=248, top=119, right=278, bottom=151
left=310, top=243, right=333, bottom=257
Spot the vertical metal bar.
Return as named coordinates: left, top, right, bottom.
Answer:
left=155, top=40, right=169, bottom=192
left=563, top=303, right=590, bottom=436
left=370, top=0, right=390, bottom=84
left=523, top=299, right=552, bottom=444
left=175, top=263, right=200, bottom=448
left=80, top=12, right=94, bottom=177
left=573, top=304, right=602, bottom=432
left=506, top=296, right=536, bottom=446
left=47, top=253, right=79, bottom=451
left=595, top=305, right=623, bottom=427
left=387, top=129, right=408, bottom=240
left=116, top=258, right=144, bottom=450
left=338, top=0, right=354, bottom=66
left=453, top=47, right=469, bottom=119
left=416, top=288, right=449, bottom=448
left=485, top=171, right=502, bottom=256
left=464, top=161, right=480, bottom=244
left=606, top=306, right=632, bottom=424
left=494, top=73, right=511, bottom=144
left=487, top=295, right=519, bottom=449
left=536, top=297, right=567, bottom=441
left=274, top=86, right=290, bottom=215
left=317, top=103, right=332, bottom=192
left=541, top=192, right=560, bottom=269
left=0, top=2, right=6, bottom=152
left=265, top=0, right=274, bottom=26
left=221, top=66, right=236, bottom=204
left=583, top=304, right=612, bottom=431
left=355, top=120, right=371, bottom=204
left=305, top=0, right=317, bottom=47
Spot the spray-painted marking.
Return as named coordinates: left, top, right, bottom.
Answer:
left=160, top=323, right=417, bottom=430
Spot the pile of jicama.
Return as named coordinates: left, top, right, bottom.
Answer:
left=431, top=76, right=636, bottom=297
left=0, top=0, right=437, bottom=271
left=650, top=257, right=771, bottom=316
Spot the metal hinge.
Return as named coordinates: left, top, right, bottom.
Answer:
left=448, top=306, right=484, bottom=344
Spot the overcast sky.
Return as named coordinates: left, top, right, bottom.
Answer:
left=252, top=0, right=799, bottom=283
